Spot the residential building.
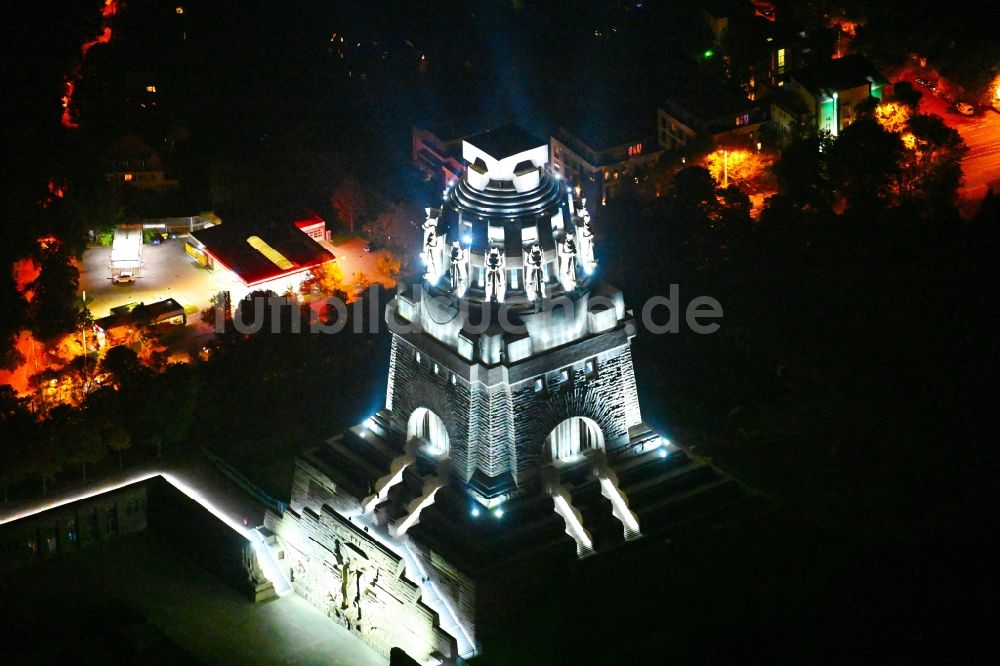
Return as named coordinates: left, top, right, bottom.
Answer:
left=412, top=122, right=482, bottom=186
left=766, top=86, right=812, bottom=145
left=658, top=78, right=765, bottom=152
left=550, top=122, right=662, bottom=205
left=103, top=134, right=178, bottom=191
left=787, top=53, right=889, bottom=136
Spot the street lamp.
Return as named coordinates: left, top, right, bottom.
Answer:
left=718, top=149, right=729, bottom=188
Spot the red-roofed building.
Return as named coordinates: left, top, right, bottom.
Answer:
left=186, top=215, right=335, bottom=302
left=293, top=211, right=329, bottom=241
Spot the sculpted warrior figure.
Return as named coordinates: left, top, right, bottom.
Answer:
left=559, top=232, right=578, bottom=288
left=422, top=208, right=440, bottom=247
left=449, top=240, right=469, bottom=292
left=578, top=215, right=596, bottom=270
left=484, top=246, right=506, bottom=302
left=423, top=228, right=442, bottom=279
left=524, top=243, right=546, bottom=301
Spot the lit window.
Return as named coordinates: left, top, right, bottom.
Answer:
left=777, top=48, right=786, bottom=72
left=415, top=351, right=422, bottom=364
left=534, top=377, right=545, bottom=393
left=433, top=362, right=440, bottom=375
left=450, top=373, right=457, bottom=385
left=585, top=359, right=597, bottom=379
left=123, top=173, right=134, bottom=182
left=521, top=225, right=538, bottom=245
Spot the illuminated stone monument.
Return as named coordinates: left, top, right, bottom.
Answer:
left=266, top=126, right=749, bottom=664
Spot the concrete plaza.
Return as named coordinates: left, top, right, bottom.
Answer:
left=78, top=235, right=232, bottom=320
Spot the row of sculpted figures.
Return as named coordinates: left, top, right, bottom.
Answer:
left=420, top=201, right=596, bottom=303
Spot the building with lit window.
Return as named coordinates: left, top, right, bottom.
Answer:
left=94, top=298, right=186, bottom=348
left=787, top=54, right=889, bottom=136
left=550, top=123, right=662, bottom=205
left=292, top=210, right=329, bottom=241
left=658, top=78, right=765, bottom=153
left=186, top=216, right=335, bottom=303
left=0, top=484, right=148, bottom=574
left=265, top=125, right=751, bottom=663
left=412, top=122, right=482, bottom=186
left=765, top=86, right=812, bottom=145
left=103, top=134, right=178, bottom=191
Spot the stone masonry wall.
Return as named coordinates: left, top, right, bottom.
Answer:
left=267, top=505, right=458, bottom=662
left=387, top=335, right=477, bottom=481
left=510, top=342, right=641, bottom=483
left=388, top=332, right=642, bottom=487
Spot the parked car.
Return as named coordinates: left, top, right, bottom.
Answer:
left=955, top=102, right=975, bottom=116
left=113, top=271, right=135, bottom=283
left=364, top=236, right=388, bottom=253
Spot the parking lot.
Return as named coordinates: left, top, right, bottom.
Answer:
left=79, top=233, right=404, bottom=328
left=78, top=235, right=232, bottom=320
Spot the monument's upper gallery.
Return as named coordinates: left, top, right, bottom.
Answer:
left=419, top=125, right=598, bottom=307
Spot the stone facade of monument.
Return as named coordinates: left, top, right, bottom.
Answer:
left=266, top=125, right=752, bottom=663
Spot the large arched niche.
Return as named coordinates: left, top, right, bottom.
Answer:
left=407, top=407, right=450, bottom=457
left=543, top=416, right=605, bottom=462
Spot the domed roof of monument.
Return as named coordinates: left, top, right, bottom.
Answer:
left=464, top=125, right=545, bottom=161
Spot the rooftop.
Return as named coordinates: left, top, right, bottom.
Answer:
left=661, top=77, right=757, bottom=122
left=557, top=113, right=652, bottom=154
left=464, top=125, right=546, bottom=161
left=793, top=54, right=889, bottom=95
left=191, top=218, right=334, bottom=287
left=95, top=298, right=186, bottom=331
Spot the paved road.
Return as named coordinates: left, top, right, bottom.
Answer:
left=898, top=71, right=1000, bottom=206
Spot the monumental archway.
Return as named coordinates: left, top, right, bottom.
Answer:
left=408, top=407, right=450, bottom=457
left=544, top=416, right=605, bottom=462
